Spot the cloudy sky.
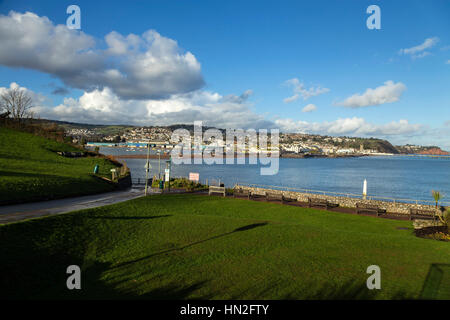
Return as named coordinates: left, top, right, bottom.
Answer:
left=0, top=0, right=449, bottom=149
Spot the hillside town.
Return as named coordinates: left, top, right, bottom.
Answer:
left=64, top=124, right=450, bottom=157
left=66, top=125, right=397, bottom=156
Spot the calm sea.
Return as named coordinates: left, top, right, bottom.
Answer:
left=97, top=147, right=450, bottom=204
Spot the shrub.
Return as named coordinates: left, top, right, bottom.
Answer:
left=445, top=208, right=450, bottom=233
left=424, top=232, right=450, bottom=241
left=151, top=177, right=207, bottom=191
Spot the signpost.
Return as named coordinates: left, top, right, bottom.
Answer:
left=189, top=172, right=199, bottom=182
left=165, top=169, right=170, bottom=181
left=165, top=159, right=171, bottom=192
left=110, top=168, right=117, bottom=180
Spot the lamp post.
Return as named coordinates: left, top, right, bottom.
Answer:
left=144, top=143, right=150, bottom=196
left=158, top=150, right=161, bottom=180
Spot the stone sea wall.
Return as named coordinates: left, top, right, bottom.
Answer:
left=235, top=185, right=442, bottom=215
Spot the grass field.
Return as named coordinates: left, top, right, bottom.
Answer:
left=1, top=194, right=448, bottom=300
left=0, top=127, right=119, bottom=204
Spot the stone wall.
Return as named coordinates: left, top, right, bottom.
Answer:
left=117, top=174, right=132, bottom=190
left=235, top=185, right=444, bottom=215
left=91, top=172, right=132, bottom=190
left=413, top=219, right=445, bottom=229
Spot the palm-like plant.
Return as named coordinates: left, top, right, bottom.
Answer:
left=431, top=190, right=446, bottom=224
left=432, top=190, right=441, bottom=209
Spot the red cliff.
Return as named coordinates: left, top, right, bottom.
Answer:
left=417, top=148, right=449, bottom=155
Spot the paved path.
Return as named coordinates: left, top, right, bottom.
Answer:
left=0, top=188, right=153, bottom=224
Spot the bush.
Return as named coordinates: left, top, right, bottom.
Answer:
left=151, top=178, right=208, bottom=191
left=424, top=232, right=450, bottom=241
left=444, top=208, right=450, bottom=233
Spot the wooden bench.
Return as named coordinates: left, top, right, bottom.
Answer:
left=355, top=203, right=386, bottom=216
left=308, top=197, right=331, bottom=209
left=266, top=192, right=283, bottom=202
left=233, top=188, right=250, bottom=199
left=250, top=191, right=266, bottom=200
left=282, top=194, right=298, bottom=204
left=409, top=208, right=437, bottom=221
left=209, top=186, right=226, bottom=197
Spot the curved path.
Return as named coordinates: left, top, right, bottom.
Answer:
left=0, top=188, right=151, bottom=224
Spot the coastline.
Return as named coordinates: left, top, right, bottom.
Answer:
left=112, top=152, right=391, bottom=160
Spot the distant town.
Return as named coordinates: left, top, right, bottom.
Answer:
left=52, top=121, right=449, bottom=157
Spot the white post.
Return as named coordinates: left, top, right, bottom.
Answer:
left=363, top=179, right=367, bottom=200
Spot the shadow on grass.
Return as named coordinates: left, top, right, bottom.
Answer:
left=283, top=280, right=413, bottom=300
left=0, top=232, right=206, bottom=299
left=0, top=170, right=73, bottom=179
left=63, top=260, right=210, bottom=300
left=0, top=220, right=267, bottom=299
left=419, top=264, right=450, bottom=300
left=114, top=222, right=269, bottom=269
left=86, top=214, right=172, bottom=220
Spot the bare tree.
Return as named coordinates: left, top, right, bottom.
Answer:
left=0, top=88, right=34, bottom=122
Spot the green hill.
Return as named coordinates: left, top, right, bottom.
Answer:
left=0, top=127, right=120, bottom=204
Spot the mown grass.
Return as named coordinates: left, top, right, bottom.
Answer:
left=0, top=127, right=119, bottom=204
left=1, top=194, right=448, bottom=300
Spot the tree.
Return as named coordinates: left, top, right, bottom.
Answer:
left=0, top=87, right=34, bottom=122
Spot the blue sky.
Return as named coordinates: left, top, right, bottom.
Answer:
left=0, top=0, right=449, bottom=148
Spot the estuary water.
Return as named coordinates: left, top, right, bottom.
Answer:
left=98, top=147, right=450, bottom=204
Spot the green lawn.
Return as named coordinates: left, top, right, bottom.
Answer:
left=1, top=194, right=448, bottom=300
left=0, top=127, right=119, bottom=204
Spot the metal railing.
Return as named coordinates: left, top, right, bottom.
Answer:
left=131, top=178, right=149, bottom=185
left=235, top=182, right=450, bottom=206
left=131, top=175, right=189, bottom=185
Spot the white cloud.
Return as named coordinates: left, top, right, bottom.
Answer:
left=24, top=82, right=272, bottom=129
left=412, top=51, right=431, bottom=60
left=335, top=81, right=406, bottom=108
left=6, top=82, right=423, bottom=140
left=446, top=60, right=450, bottom=64
left=301, top=104, right=317, bottom=113
left=0, top=82, right=48, bottom=106
left=275, top=117, right=422, bottom=137
left=399, top=37, right=439, bottom=59
left=0, top=11, right=204, bottom=100
left=283, top=78, right=329, bottom=103
left=283, top=94, right=299, bottom=104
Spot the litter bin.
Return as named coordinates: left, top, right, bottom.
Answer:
left=93, top=164, right=99, bottom=174
left=159, top=180, right=164, bottom=190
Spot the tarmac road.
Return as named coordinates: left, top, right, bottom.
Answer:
left=0, top=187, right=152, bottom=224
